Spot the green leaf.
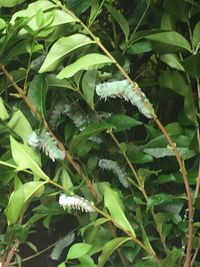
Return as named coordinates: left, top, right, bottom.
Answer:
left=10, top=136, right=49, bottom=180
left=39, top=34, right=94, bottom=73
left=46, top=74, right=74, bottom=90
left=5, top=181, right=46, bottom=224
left=0, top=18, right=6, bottom=30
left=70, top=122, right=114, bottom=153
left=162, top=249, right=184, bottom=267
left=192, top=21, right=200, bottom=48
left=146, top=31, right=191, bottom=52
left=10, top=0, right=55, bottom=24
left=132, top=260, right=159, bottom=267
left=8, top=110, right=32, bottom=144
left=28, top=74, right=48, bottom=118
left=160, top=54, right=184, bottom=71
left=104, top=186, right=136, bottom=237
left=163, top=0, right=190, bottom=22
left=182, top=53, right=200, bottom=78
left=127, top=40, right=152, bottom=55
left=0, top=97, right=9, bottom=121
left=147, top=193, right=178, bottom=210
left=57, top=53, right=112, bottom=79
left=144, top=134, right=197, bottom=160
left=0, top=0, right=25, bottom=7
left=105, top=5, right=130, bottom=41
left=51, top=232, right=75, bottom=260
left=82, top=70, right=97, bottom=110
left=98, top=237, right=131, bottom=267
left=67, top=243, right=92, bottom=260
left=159, top=70, right=196, bottom=123
left=106, top=114, right=142, bottom=132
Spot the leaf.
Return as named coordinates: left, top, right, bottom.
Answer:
left=67, top=243, right=92, bottom=260
left=182, top=53, right=200, bottom=78
left=5, top=181, right=46, bottom=224
left=46, top=74, right=74, bottom=90
left=10, top=0, right=55, bottom=24
left=39, top=34, right=94, bottom=73
left=146, top=31, right=191, bottom=52
left=105, top=5, right=129, bottom=41
left=162, top=249, right=184, bottom=267
left=98, top=237, right=131, bottom=267
left=66, top=0, right=91, bottom=16
left=0, top=0, right=25, bottom=7
left=192, top=21, right=200, bottom=48
left=143, top=134, right=197, bottom=160
left=0, top=18, right=6, bottom=31
left=132, top=260, right=159, bottom=267
left=104, top=186, right=136, bottom=237
left=106, top=114, right=142, bottom=132
left=82, top=70, right=97, bottom=110
left=57, top=53, right=112, bottom=79
left=163, top=0, right=190, bottom=22
left=160, top=54, right=184, bottom=71
left=51, top=232, right=75, bottom=260
left=147, top=193, right=178, bottom=210
left=28, top=74, right=48, bottom=118
left=0, top=97, right=9, bottom=121
left=70, top=122, right=114, bottom=153
left=10, top=136, right=49, bottom=180
left=8, top=110, right=32, bottom=144
left=127, top=40, right=152, bottom=55
left=159, top=70, right=196, bottom=123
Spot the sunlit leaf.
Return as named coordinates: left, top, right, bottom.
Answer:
left=104, top=186, right=136, bottom=237
left=57, top=53, right=112, bottom=79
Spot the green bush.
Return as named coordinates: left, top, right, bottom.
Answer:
left=0, top=0, right=200, bottom=266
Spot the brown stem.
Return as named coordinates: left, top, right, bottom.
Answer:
left=0, top=64, right=96, bottom=199
left=154, top=118, right=193, bottom=267
left=108, top=130, right=169, bottom=255
left=2, top=240, right=20, bottom=267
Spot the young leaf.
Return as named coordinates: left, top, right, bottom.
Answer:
left=67, top=243, right=92, bottom=260
left=0, top=97, right=9, bottom=121
left=98, top=237, right=131, bottom=267
left=0, top=0, right=25, bottom=7
left=8, top=110, right=32, bottom=144
left=105, top=5, right=130, bottom=41
left=10, top=0, right=55, bottom=24
left=10, top=136, right=49, bottom=180
left=39, top=34, right=95, bottom=73
left=5, top=181, right=46, bottom=224
left=104, top=186, right=136, bottom=237
left=57, top=53, right=112, bottom=79
left=28, top=74, right=48, bottom=118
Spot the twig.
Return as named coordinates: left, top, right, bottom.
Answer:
left=0, top=64, right=97, bottom=199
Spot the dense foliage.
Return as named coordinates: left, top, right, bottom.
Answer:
left=0, top=0, right=200, bottom=266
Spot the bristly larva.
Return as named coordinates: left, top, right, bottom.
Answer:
left=96, top=79, right=155, bottom=119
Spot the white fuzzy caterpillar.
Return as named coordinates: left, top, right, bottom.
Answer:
left=96, top=79, right=155, bottom=119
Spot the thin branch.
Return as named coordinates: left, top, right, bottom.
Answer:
left=0, top=64, right=97, bottom=199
